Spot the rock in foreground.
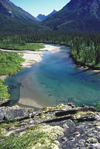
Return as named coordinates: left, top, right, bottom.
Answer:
left=0, top=103, right=100, bottom=149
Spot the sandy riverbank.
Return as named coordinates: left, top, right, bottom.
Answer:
left=18, top=44, right=61, bottom=108
left=0, top=44, right=61, bottom=108
left=0, top=44, right=61, bottom=69
left=20, top=44, right=61, bottom=68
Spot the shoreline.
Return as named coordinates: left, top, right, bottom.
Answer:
left=20, top=44, right=61, bottom=68
left=70, top=53, right=100, bottom=73
left=18, top=44, right=61, bottom=108
left=1, top=43, right=100, bottom=109
left=0, top=44, right=61, bottom=109
left=0, top=44, right=61, bottom=69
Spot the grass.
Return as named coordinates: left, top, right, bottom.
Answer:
left=0, top=50, right=25, bottom=76
left=0, top=125, right=56, bottom=149
left=0, top=121, right=19, bottom=138
left=0, top=50, right=25, bottom=99
left=0, top=79, right=4, bottom=85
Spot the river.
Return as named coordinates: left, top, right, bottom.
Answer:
left=4, top=44, right=100, bottom=108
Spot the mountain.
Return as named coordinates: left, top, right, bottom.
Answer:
left=41, top=0, right=100, bottom=32
left=37, top=10, right=57, bottom=21
left=0, top=0, right=38, bottom=22
left=0, top=0, right=51, bottom=34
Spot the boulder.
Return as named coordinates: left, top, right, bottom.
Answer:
left=0, top=105, right=34, bottom=122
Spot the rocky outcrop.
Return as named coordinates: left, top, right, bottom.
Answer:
left=0, top=103, right=100, bottom=149
left=0, top=105, right=34, bottom=123
left=0, top=103, right=100, bottom=125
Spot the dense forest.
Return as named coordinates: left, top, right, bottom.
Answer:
left=1, top=32, right=99, bottom=68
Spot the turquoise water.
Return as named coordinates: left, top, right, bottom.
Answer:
left=4, top=45, right=100, bottom=107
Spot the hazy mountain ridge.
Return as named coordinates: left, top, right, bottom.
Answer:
left=37, top=10, right=57, bottom=21
left=41, top=0, right=100, bottom=32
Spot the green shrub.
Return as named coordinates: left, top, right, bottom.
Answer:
left=73, top=120, right=78, bottom=123
left=0, top=51, right=24, bottom=76
left=0, top=51, right=25, bottom=99
left=0, top=84, right=10, bottom=99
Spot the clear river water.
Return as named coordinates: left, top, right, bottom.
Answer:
left=4, top=44, right=100, bottom=108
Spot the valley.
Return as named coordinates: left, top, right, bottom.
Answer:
left=0, top=0, right=100, bottom=148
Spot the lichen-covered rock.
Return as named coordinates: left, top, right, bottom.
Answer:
left=31, top=124, right=64, bottom=149
left=0, top=105, right=34, bottom=122
left=41, top=103, right=73, bottom=112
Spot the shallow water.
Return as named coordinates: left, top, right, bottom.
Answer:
left=4, top=45, right=100, bottom=107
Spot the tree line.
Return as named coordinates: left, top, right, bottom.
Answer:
left=2, top=32, right=99, bottom=68
left=0, top=31, right=100, bottom=68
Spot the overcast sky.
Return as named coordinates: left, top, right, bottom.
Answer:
left=10, top=0, right=70, bottom=17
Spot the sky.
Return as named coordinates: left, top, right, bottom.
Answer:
left=10, top=0, right=70, bottom=17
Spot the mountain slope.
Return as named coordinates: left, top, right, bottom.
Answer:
left=41, top=0, right=100, bottom=32
left=0, top=0, right=51, bottom=34
left=0, top=0, right=38, bottom=22
left=37, top=10, right=57, bottom=21
left=0, top=14, right=51, bottom=34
